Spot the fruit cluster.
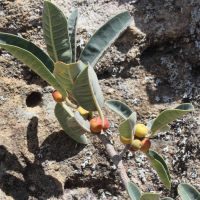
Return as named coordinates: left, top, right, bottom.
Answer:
left=120, top=124, right=151, bottom=152
left=52, top=90, right=109, bottom=133
left=78, top=104, right=109, bottom=133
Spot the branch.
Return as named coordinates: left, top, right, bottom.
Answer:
left=119, top=144, right=131, bottom=159
left=97, top=132, right=130, bottom=191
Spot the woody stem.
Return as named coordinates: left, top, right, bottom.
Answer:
left=97, top=132, right=130, bottom=191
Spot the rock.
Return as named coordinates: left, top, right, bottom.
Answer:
left=0, top=0, right=199, bottom=199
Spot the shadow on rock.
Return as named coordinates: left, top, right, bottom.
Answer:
left=0, top=116, right=86, bottom=200
left=27, top=117, right=86, bottom=162
left=64, top=171, right=122, bottom=196
left=39, top=130, right=86, bottom=162
left=0, top=145, right=63, bottom=200
left=117, top=0, right=130, bottom=6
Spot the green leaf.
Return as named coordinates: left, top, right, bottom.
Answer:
left=72, top=65, right=104, bottom=112
left=159, top=125, right=170, bottom=133
left=67, top=118, right=86, bottom=135
left=67, top=110, right=91, bottom=135
left=139, top=192, right=162, bottom=200
left=43, top=1, right=72, bottom=64
left=145, top=150, right=171, bottom=189
left=68, top=9, right=78, bottom=63
left=178, top=183, right=200, bottom=200
left=0, top=37, right=68, bottom=98
left=79, top=11, right=132, bottom=68
left=127, top=182, right=141, bottom=200
left=55, top=103, right=87, bottom=144
left=160, top=198, right=173, bottom=200
left=118, top=112, right=136, bottom=139
left=147, top=104, right=194, bottom=138
left=105, top=100, right=133, bottom=120
left=0, top=32, right=54, bottom=73
left=54, top=61, right=86, bottom=94
left=147, top=119, right=155, bottom=129
left=147, top=119, right=170, bottom=134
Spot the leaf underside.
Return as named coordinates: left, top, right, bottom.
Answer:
left=0, top=40, right=68, bottom=98
left=127, top=182, right=141, bottom=200
left=148, top=103, right=194, bottom=138
left=72, top=65, right=104, bottom=111
left=139, top=192, right=162, bottom=200
left=105, top=100, right=133, bottom=120
left=147, top=119, right=155, bottom=129
left=146, top=150, right=171, bottom=190
left=55, top=103, right=87, bottom=144
left=0, top=32, right=54, bottom=73
left=67, top=110, right=91, bottom=135
left=118, top=112, right=137, bottom=139
left=54, top=60, right=86, bottom=94
left=159, top=125, right=170, bottom=133
left=147, top=119, right=170, bottom=135
left=178, top=183, right=200, bottom=200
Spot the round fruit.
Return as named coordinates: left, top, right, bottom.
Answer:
left=131, top=139, right=142, bottom=150
left=128, top=146, right=138, bottom=152
left=102, top=117, right=109, bottom=131
left=140, top=138, right=151, bottom=152
left=52, top=90, right=64, bottom=102
left=134, top=124, right=147, bottom=138
left=120, top=135, right=131, bottom=144
left=89, top=117, right=103, bottom=133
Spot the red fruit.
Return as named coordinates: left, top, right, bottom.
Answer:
left=89, top=117, right=103, bottom=133
left=140, top=138, right=151, bottom=152
left=52, top=90, right=64, bottom=102
left=128, top=146, right=138, bottom=152
left=97, top=117, right=109, bottom=131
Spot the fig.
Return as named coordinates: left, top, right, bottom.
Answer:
left=134, top=124, right=147, bottom=138
left=52, top=90, right=64, bottom=103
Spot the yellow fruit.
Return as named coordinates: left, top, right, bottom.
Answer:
left=134, top=124, right=147, bottom=138
left=120, top=135, right=131, bottom=144
left=131, top=139, right=142, bottom=150
left=78, top=106, right=89, bottom=119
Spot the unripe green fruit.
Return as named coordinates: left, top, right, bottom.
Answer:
left=89, top=117, right=103, bottom=133
left=134, top=124, right=147, bottom=138
left=52, top=90, right=64, bottom=102
left=78, top=106, right=89, bottom=119
left=140, top=138, right=151, bottom=152
left=131, top=139, right=142, bottom=150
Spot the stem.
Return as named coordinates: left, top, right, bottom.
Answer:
left=97, top=132, right=130, bottom=191
left=89, top=111, right=93, bottom=119
left=58, top=102, right=74, bottom=117
left=64, top=96, right=78, bottom=109
left=98, top=108, right=104, bottom=126
left=119, top=144, right=131, bottom=159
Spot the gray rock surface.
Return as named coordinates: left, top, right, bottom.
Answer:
left=0, top=0, right=199, bottom=199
